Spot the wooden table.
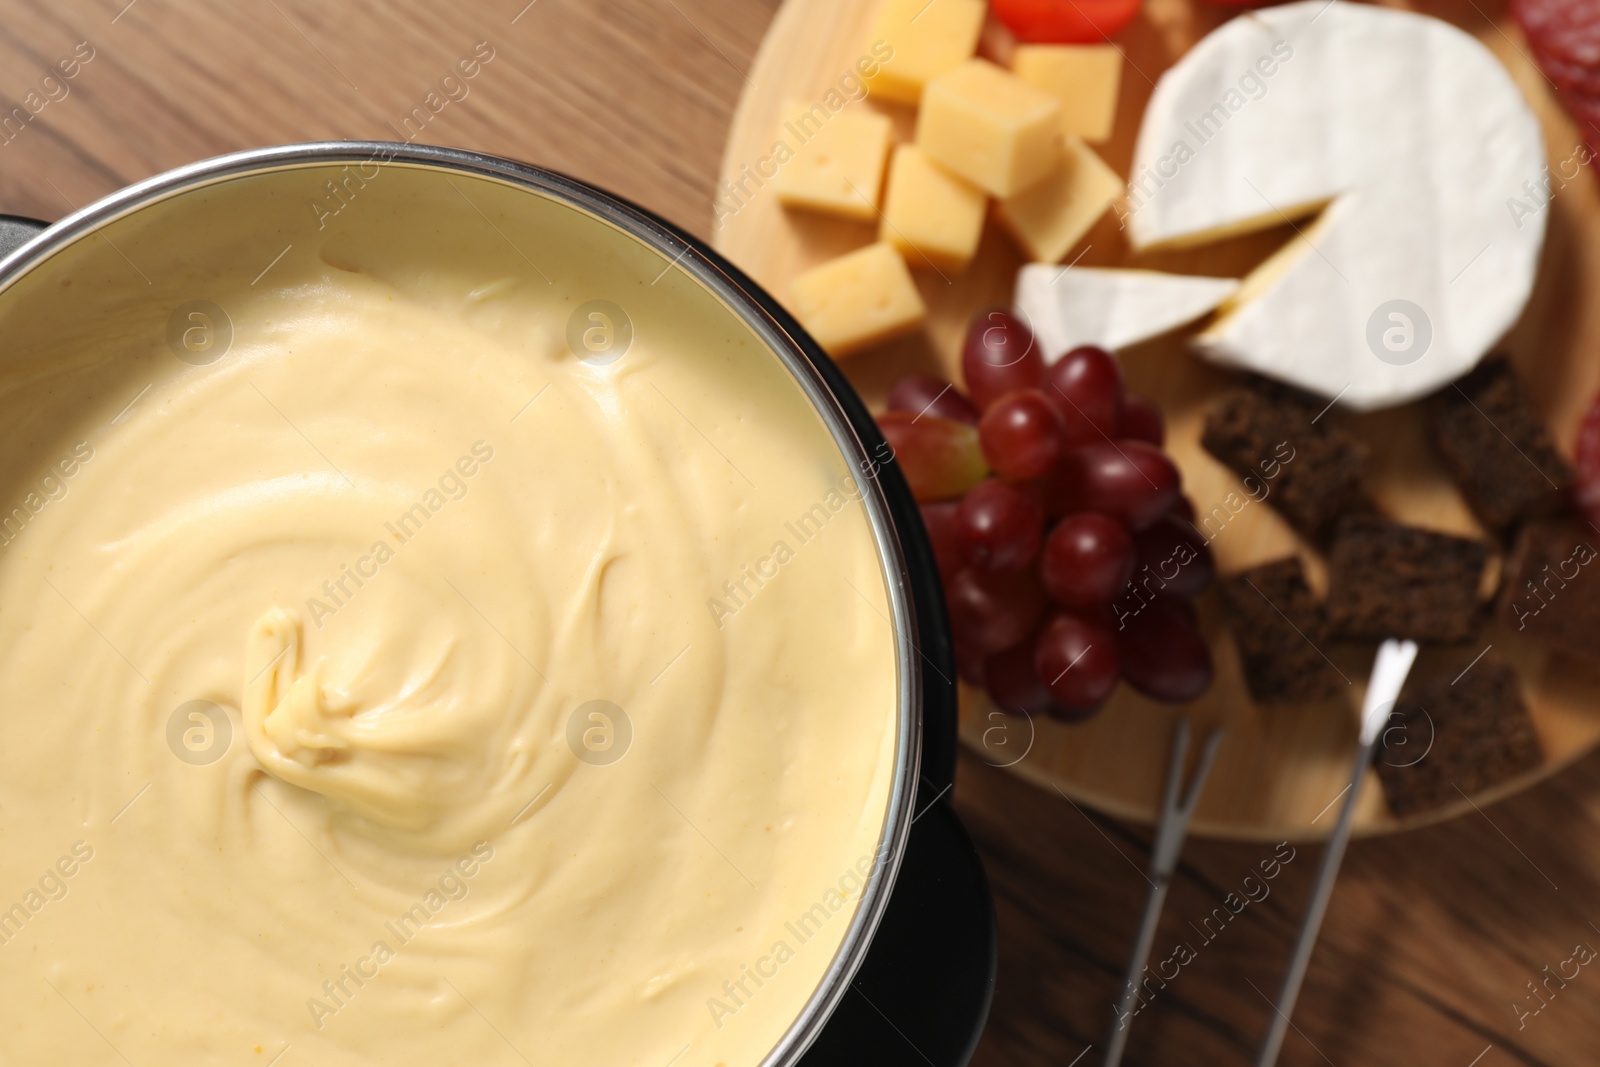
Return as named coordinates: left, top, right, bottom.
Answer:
left=2, top=2, right=1596, bottom=1064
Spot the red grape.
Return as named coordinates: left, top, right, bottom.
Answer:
left=1048, top=699, right=1105, bottom=724
left=1117, top=579, right=1201, bottom=633
left=1120, top=395, right=1165, bottom=446
left=1164, top=596, right=1200, bottom=627
left=877, top=412, right=989, bottom=501
left=947, top=567, right=1048, bottom=654
left=1041, top=513, right=1135, bottom=608
left=1116, top=599, right=1213, bottom=703
left=984, top=638, right=1055, bottom=715
left=955, top=640, right=988, bottom=687
left=1043, top=460, right=1089, bottom=520
left=1042, top=346, right=1124, bottom=444
left=978, top=390, right=1065, bottom=481
left=1169, top=494, right=1197, bottom=524
left=1054, top=440, right=1180, bottom=528
left=1131, top=516, right=1214, bottom=599
left=888, top=373, right=981, bottom=426
left=1034, top=613, right=1120, bottom=714
left=962, top=311, right=1042, bottom=410
left=920, top=500, right=963, bottom=581
left=958, top=478, right=1045, bottom=572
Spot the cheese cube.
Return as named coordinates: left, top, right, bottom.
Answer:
left=772, top=101, right=893, bottom=220
left=917, top=59, right=1062, bottom=197
left=863, top=0, right=987, bottom=105
left=996, top=137, right=1122, bottom=262
left=880, top=145, right=988, bottom=274
left=790, top=243, right=927, bottom=357
left=1012, top=45, right=1122, bottom=144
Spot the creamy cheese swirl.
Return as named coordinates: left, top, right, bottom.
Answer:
left=0, top=166, right=897, bottom=1066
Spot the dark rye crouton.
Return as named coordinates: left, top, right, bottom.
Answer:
left=1219, top=558, right=1345, bottom=705
left=1326, top=516, right=1490, bottom=642
left=1201, top=378, right=1369, bottom=540
left=1429, top=357, right=1572, bottom=533
left=1498, top=517, right=1600, bottom=668
left=1375, top=652, right=1542, bottom=819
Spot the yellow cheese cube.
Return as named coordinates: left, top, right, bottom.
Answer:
left=790, top=243, right=927, bottom=357
left=863, top=0, right=987, bottom=105
left=996, top=138, right=1123, bottom=263
left=1012, top=45, right=1122, bottom=144
left=879, top=145, right=988, bottom=274
left=917, top=59, right=1062, bottom=197
left=771, top=101, right=893, bottom=221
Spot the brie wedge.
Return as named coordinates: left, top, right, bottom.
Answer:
left=1014, top=266, right=1240, bottom=359
left=1127, top=1, right=1546, bottom=410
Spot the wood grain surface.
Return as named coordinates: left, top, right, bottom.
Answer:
left=710, top=0, right=1600, bottom=841
left=0, top=1, right=1596, bottom=1064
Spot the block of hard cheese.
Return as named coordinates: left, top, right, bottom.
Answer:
left=790, top=243, right=927, bottom=358
left=863, top=0, right=987, bottom=105
left=880, top=145, right=988, bottom=274
left=1011, top=44, right=1122, bottom=143
left=995, top=137, right=1120, bottom=262
left=917, top=59, right=1062, bottom=197
left=772, top=101, right=893, bottom=221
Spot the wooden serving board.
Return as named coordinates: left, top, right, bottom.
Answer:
left=712, top=0, right=1600, bottom=839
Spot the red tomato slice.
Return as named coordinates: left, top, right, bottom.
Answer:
left=992, top=0, right=1142, bottom=43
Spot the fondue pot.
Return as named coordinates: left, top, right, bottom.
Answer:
left=0, top=143, right=995, bottom=1066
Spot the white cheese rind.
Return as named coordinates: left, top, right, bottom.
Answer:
left=1014, top=266, right=1240, bottom=359
left=1127, top=1, right=1546, bottom=410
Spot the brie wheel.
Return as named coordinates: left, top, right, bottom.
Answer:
left=1014, top=265, right=1240, bottom=359
left=1127, top=1, right=1546, bottom=409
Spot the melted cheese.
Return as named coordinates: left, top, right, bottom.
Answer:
left=0, top=164, right=898, bottom=1066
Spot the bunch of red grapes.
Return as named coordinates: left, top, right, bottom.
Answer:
left=876, top=311, right=1215, bottom=722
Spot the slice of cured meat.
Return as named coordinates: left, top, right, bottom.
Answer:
left=1516, top=0, right=1600, bottom=65
left=1576, top=390, right=1600, bottom=527
left=1514, top=0, right=1600, bottom=149
left=1531, top=43, right=1600, bottom=95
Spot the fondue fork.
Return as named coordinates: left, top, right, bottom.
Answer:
left=1101, top=715, right=1225, bottom=1067
left=1253, top=638, right=1418, bottom=1067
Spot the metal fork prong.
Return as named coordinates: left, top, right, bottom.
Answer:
left=1103, top=717, right=1226, bottom=1067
